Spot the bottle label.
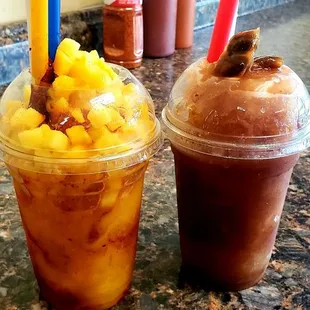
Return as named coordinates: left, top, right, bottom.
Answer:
left=104, top=0, right=142, bottom=6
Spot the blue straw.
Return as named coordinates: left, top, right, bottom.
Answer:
left=48, top=0, right=61, bottom=61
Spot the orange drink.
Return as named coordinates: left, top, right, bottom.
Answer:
left=0, top=39, right=162, bottom=309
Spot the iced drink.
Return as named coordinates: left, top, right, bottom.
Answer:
left=162, top=29, right=310, bottom=291
left=0, top=39, right=162, bottom=309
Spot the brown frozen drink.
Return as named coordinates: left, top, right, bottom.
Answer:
left=162, top=29, right=310, bottom=291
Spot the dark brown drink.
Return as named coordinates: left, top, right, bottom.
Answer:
left=173, top=146, right=298, bottom=291
left=162, top=29, right=310, bottom=291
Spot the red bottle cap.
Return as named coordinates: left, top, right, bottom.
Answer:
left=104, top=0, right=142, bottom=7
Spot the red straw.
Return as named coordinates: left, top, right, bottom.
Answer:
left=207, top=0, right=239, bottom=63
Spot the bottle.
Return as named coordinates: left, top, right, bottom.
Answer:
left=103, top=0, right=143, bottom=69
left=176, top=0, right=196, bottom=49
left=143, top=0, right=178, bottom=58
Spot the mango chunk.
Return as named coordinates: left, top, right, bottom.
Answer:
left=5, top=100, right=25, bottom=117
left=100, top=190, right=119, bottom=212
left=93, top=130, right=123, bottom=149
left=51, top=97, right=70, bottom=113
left=90, top=50, right=100, bottom=62
left=10, top=108, right=45, bottom=130
left=107, top=178, right=123, bottom=191
left=47, top=87, right=56, bottom=100
left=54, top=50, right=74, bottom=76
left=40, top=124, right=52, bottom=135
left=97, top=58, right=117, bottom=79
left=88, top=126, right=109, bottom=141
left=69, top=90, right=95, bottom=110
left=41, top=125, right=70, bottom=151
left=118, top=122, right=139, bottom=142
left=123, top=83, right=137, bottom=96
left=58, top=38, right=81, bottom=59
left=87, top=108, right=112, bottom=129
left=70, top=108, right=85, bottom=123
left=70, top=58, right=109, bottom=89
left=54, top=38, right=80, bottom=76
left=66, top=125, right=92, bottom=146
left=48, top=131, right=70, bottom=151
left=106, top=109, right=125, bottom=132
left=75, top=50, right=92, bottom=62
left=18, top=127, right=44, bottom=148
left=53, top=76, right=77, bottom=100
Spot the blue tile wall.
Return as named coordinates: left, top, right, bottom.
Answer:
left=0, top=41, right=29, bottom=87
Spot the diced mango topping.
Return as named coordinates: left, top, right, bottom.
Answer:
left=106, top=108, right=126, bottom=132
left=10, top=108, right=45, bottom=130
left=50, top=97, right=70, bottom=113
left=58, top=38, right=81, bottom=58
left=70, top=58, right=110, bottom=89
left=70, top=108, right=85, bottom=123
left=18, top=127, right=44, bottom=148
left=42, top=125, right=70, bottom=151
left=53, top=76, right=77, bottom=100
left=87, top=126, right=108, bottom=141
left=66, top=125, right=92, bottom=146
left=5, top=100, right=25, bottom=117
left=90, top=50, right=100, bottom=62
left=54, top=39, right=81, bottom=76
left=94, top=131, right=121, bottom=149
left=122, top=83, right=136, bottom=96
left=0, top=38, right=155, bottom=157
left=87, top=107, right=112, bottom=129
left=54, top=50, right=74, bottom=76
left=97, top=58, right=117, bottom=79
left=69, top=90, right=95, bottom=110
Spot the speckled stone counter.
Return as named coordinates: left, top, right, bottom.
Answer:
left=0, top=0, right=309, bottom=309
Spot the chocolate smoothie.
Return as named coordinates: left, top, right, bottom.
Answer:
left=162, top=29, right=310, bottom=291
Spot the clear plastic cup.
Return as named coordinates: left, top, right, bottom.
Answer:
left=0, top=65, right=162, bottom=309
left=162, top=56, right=310, bottom=291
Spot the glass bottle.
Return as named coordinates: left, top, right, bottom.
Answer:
left=143, top=0, right=178, bottom=58
left=103, top=0, right=143, bottom=69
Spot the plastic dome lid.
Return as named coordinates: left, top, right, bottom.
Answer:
left=162, top=57, right=310, bottom=159
left=0, top=64, right=162, bottom=171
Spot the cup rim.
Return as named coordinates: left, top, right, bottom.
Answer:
left=0, top=64, right=163, bottom=170
left=0, top=118, right=163, bottom=170
left=162, top=106, right=310, bottom=160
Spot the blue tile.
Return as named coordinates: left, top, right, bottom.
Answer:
left=0, top=41, right=29, bottom=86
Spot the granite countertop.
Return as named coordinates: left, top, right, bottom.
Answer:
left=0, top=0, right=310, bottom=309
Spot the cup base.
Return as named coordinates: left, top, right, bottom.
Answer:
left=178, top=264, right=265, bottom=292
left=38, top=278, right=130, bottom=310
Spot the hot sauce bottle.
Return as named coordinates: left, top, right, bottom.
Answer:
left=103, top=0, right=143, bottom=69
